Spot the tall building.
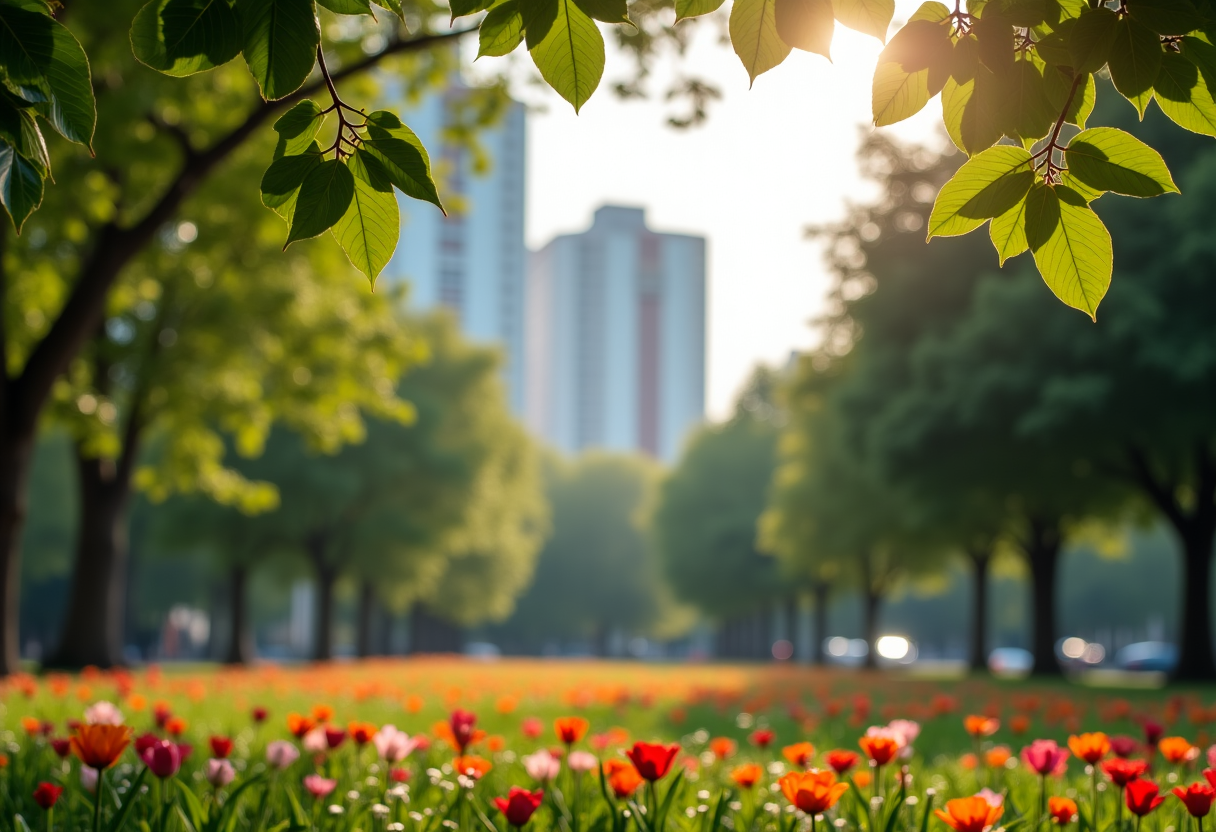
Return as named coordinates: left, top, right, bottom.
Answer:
left=380, top=82, right=528, bottom=413
left=526, top=206, right=706, bottom=462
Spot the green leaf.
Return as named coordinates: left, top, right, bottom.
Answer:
left=333, top=149, right=400, bottom=285
left=527, top=0, right=604, bottom=111
left=1153, top=50, right=1216, bottom=135
left=317, top=0, right=375, bottom=13
left=1126, top=0, right=1203, bottom=35
left=1042, top=66, right=1095, bottom=127
left=478, top=0, right=525, bottom=55
left=238, top=0, right=320, bottom=101
left=0, top=140, right=43, bottom=231
left=927, top=145, right=1034, bottom=238
left=871, top=61, right=929, bottom=126
left=1060, top=168, right=1103, bottom=202
left=909, top=0, right=950, bottom=20
left=131, top=0, right=231, bottom=76
left=675, top=0, right=726, bottom=20
left=942, top=66, right=1005, bottom=154
left=261, top=144, right=322, bottom=219
left=1066, top=6, right=1118, bottom=73
left=374, top=0, right=404, bottom=16
left=1064, top=126, right=1177, bottom=197
left=449, top=0, right=492, bottom=18
left=1026, top=183, right=1111, bottom=319
left=831, top=0, right=893, bottom=41
left=990, top=193, right=1029, bottom=264
left=160, top=0, right=243, bottom=64
left=0, top=93, right=48, bottom=175
left=362, top=111, right=444, bottom=211
left=573, top=0, right=629, bottom=23
left=0, top=3, right=95, bottom=146
left=731, top=0, right=792, bottom=85
left=877, top=18, right=952, bottom=77
left=286, top=158, right=354, bottom=246
left=1107, top=17, right=1162, bottom=116
left=972, top=11, right=1014, bottom=73
left=775, top=0, right=834, bottom=57
left=272, top=99, right=326, bottom=158
left=1003, top=57, right=1055, bottom=139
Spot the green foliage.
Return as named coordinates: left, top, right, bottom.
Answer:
left=651, top=368, right=787, bottom=619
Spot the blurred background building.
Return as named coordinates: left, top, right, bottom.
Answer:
left=380, top=80, right=529, bottom=414
left=525, top=206, right=707, bottom=462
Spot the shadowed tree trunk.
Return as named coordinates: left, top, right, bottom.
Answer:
left=859, top=554, right=883, bottom=669
left=1127, top=445, right=1216, bottom=681
left=48, top=441, right=140, bottom=668
left=785, top=596, right=799, bottom=660
left=1023, top=517, right=1062, bottom=677
left=811, top=581, right=830, bottom=665
left=355, top=580, right=376, bottom=659
left=306, top=532, right=338, bottom=661
left=225, top=564, right=255, bottom=665
left=967, top=546, right=993, bottom=673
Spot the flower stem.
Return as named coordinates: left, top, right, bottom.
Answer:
left=92, top=768, right=104, bottom=832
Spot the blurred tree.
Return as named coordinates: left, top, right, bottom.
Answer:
left=651, top=367, right=788, bottom=658
left=0, top=0, right=492, bottom=674
left=174, top=312, right=544, bottom=661
left=488, top=453, right=689, bottom=655
left=40, top=134, right=419, bottom=668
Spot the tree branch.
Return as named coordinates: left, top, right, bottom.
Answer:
left=10, top=26, right=474, bottom=438
left=1126, top=444, right=1190, bottom=534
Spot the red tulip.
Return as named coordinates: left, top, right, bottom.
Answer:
left=1173, top=783, right=1216, bottom=818
left=749, top=729, right=775, bottom=749
left=32, top=783, right=63, bottom=810
left=1126, top=780, right=1166, bottom=817
left=140, top=739, right=181, bottom=779
left=324, top=726, right=346, bottom=749
left=251, top=707, right=269, bottom=723
left=493, top=787, right=544, bottom=827
left=210, top=736, right=233, bottom=759
left=451, top=710, right=478, bottom=753
left=826, top=749, right=860, bottom=774
left=626, top=741, right=680, bottom=782
left=50, top=738, right=71, bottom=759
left=1102, top=758, right=1149, bottom=788
left=1111, top=737, right=1138, bottom=758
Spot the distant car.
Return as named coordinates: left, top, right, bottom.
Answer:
left=988, top=647, right=1033, bottom=676
left=464, top=641, right=501, bottom=660
left=1115, top=641, right=1178, bottom=673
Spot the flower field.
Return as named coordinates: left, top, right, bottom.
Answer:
left=2, top=661, right=1215, bottom=832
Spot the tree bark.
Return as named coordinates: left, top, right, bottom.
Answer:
left=785, top=596, right=799, bottom=661
left=48, top=447, right=136, bottom=668
left=225, top=565, right=255, bottom=665
left=0, top=434, right=35, bottom=674
left=1024, top=517, right=1062, bottom=677
left=355, top=579, right=375, bottom=659
left=1127, top=445, right=1216, bottom=681
left=306, top=533, right=338, bottom=661
left=811, top=581, right=830, bottom=665
left=967, top=547, right=992, bottom=673
left=860, top=554, right=881, bottom=669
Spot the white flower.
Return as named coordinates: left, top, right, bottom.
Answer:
left=84, top=701, right=124, bottom=726
left=372, top=805, right=390, bottom=818
left=976, top=789, right=1003, bottom=808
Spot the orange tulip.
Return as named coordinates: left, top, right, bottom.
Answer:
left=71, top=724, right=132, bottom=769
left=286, top=713, right=315, bottom=738
left=853, top=771, right=872, bottom=789
left=20, top=716, right=42, bottom=735
left=1010, top=715, right=1031, bottom=735
left=1160, top=737, right=1198, bottom=764
left=1068, top=733, right=1111, bottom=765
left=348, top=721, right=377, bottom=745
left=935, top=796, right=1004, bottom=832
left=731, top=763, right=764, bottom=789
left=778, top=770, right=849, bottom=815
left=311, top=704, right=334, bottom=722
left=783, top=742, right=816, bottom=768
left=604, top=759, right=645, bottom=798
left=710, top=737, right=737, bottom=761
left=555, top=717, right=589, bottom=746
left=859, top=735, right=900, bottom=766
left=1048, top=797, right=1078, bottom=826
left=964, top=716, right=1000, bottom=738
left=453, top=755, right=493, bottom=779
left=986, top=747, right=1012, bottom=768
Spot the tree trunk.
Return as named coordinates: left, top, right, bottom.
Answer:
left=1175, top=522, right=1216, bottom=680
left=225, top=565, right=255, bottom=665
left=862, top=587, right=880, bottom=669
left=0, top=433, right=36, bottom=674
left=967, top=548, right=992, bottom=673
left=811, top=581, right=830, bottom=665
left=306, top=533, right=337, bottom=661
left=785, top=596, right=800, bottom=661
left=48, top=448, right=135, bottom=668
left=355, top=579, right=375, bottom=659
left=1025, top=517, right=1062, bottom=677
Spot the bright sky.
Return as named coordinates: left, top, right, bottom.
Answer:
left=466, top=0, right=943, bottom=418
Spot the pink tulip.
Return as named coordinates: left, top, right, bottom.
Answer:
left=304, top=775, right=337, bottom=799
left=1022, top=740, right=1070, bottom=777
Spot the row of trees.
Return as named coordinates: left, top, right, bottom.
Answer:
left=650, top=88, right=1216, bottom=679
left=6, top=1, right=550, bottom=668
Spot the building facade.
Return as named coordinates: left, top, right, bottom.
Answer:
left=380, top=83, right=528, bottom=414
left=526, top=206, right=706, bottom=462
